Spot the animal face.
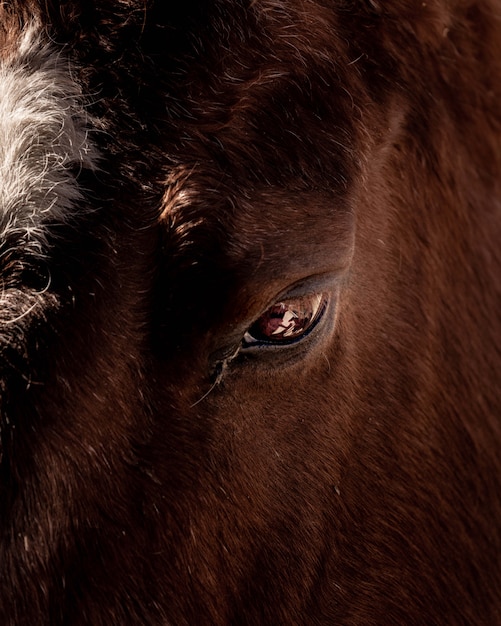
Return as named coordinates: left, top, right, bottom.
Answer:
left=1, top=2, right=500, bottom=624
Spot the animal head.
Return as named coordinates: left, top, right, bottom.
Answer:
left=1, top=2, right=500, bottom=624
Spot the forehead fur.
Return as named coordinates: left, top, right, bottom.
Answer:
left=0, top=18, right=98, bottom=261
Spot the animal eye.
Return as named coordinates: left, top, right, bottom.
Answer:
left=243, top=293, right=328, bottom=347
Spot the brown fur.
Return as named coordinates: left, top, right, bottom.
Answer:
left=1, top=1, right=500, bottom=624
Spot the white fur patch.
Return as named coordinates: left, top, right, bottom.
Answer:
left=0, top=23, right=98, bottom=257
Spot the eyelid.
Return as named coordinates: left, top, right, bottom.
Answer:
left=262, top=271, right=341, bottom=305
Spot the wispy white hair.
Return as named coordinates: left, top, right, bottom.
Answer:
left=0, top=21, right=98, bottom=259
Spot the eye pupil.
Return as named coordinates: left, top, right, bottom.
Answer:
left=245, top=293, right=326, bottom=345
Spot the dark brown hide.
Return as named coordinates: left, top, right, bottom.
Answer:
left=0, top=1, right=500, bottom=624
